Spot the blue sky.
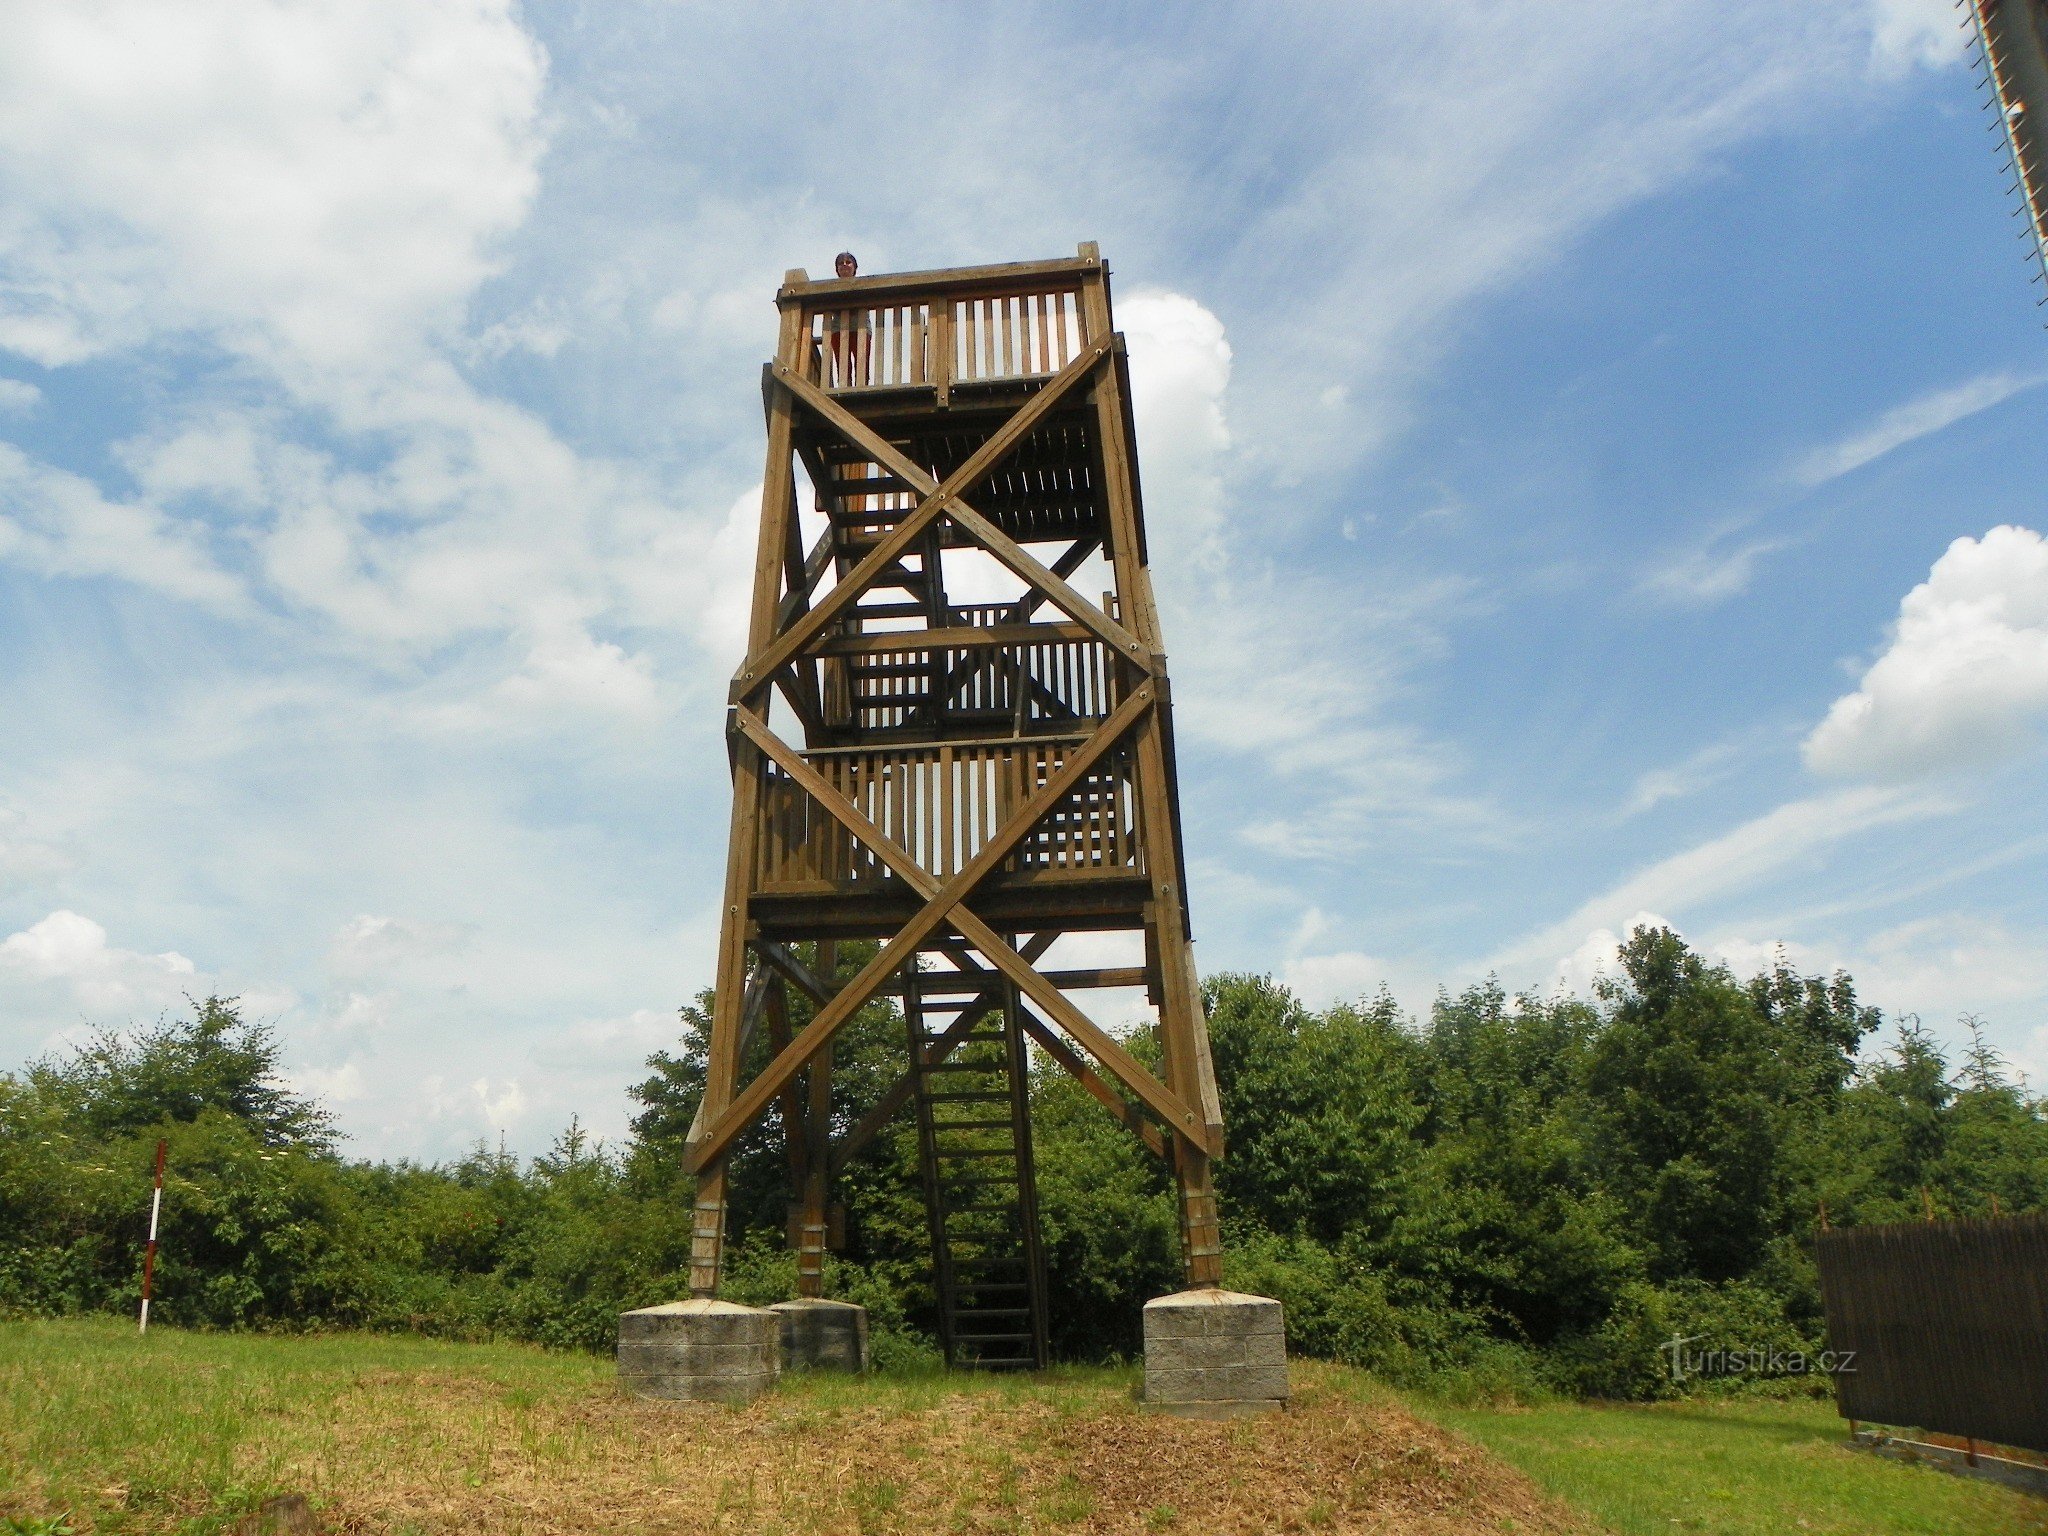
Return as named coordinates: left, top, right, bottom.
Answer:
left=2, top=0, right=2045, bottom=1159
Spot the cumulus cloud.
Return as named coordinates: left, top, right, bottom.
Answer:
left=473, top=1076, right=527, bottom=1127
left=0, top=909, right=196, bottom=1015
left=0, top=377, right=39, bottom=414
left=284, top=1059, right=367, bottom=1104
left=0, top=0, right=745, bottom=705
left=1552, top=911, right=1675, bottom=996
left=1805, top=526, right=2048, bottom=779
left=492, top=617, right=662, bottom=719
left=1121, top=289, right=1233, bottom=571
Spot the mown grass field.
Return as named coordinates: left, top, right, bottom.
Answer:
left=1418, top=1390, right=2048, bottom=1536
left=2, top=1319, right=2042, bottom=1535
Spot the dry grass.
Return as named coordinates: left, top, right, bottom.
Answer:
left=1, top=1321, right=1587, bottom=1536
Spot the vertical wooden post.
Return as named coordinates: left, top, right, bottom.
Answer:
left=691, top=281, right=810, bottom=1298
left=794, top=941, right=836, bottom=1299
left=1078, top=247, right=1225, bottom=1287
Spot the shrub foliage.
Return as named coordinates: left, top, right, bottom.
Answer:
left=3, top=929, right=2043, bottom=1398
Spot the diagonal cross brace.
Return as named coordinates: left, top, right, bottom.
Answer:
left=771, top=363, right=1154, bottom=669
left=730, top=337, right=1145, bottom=705
left=686, top=685, right=1214, bottom=1172
left=687, top=690, right=1145, bottom=1171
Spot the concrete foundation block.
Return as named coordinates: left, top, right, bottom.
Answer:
left=1143, top=1288, right=1288, bottom=1417
left=618, top=1300, right=780, bottom=1404
left=770, top=1298, right=869, bottom=1372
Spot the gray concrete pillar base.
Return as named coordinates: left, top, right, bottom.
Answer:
left=618, top=1299, right=780, bottom=1404
left=770, top=1298, right=869, bottom=1372
left=1142, top=1287, right=1288, bottom=1417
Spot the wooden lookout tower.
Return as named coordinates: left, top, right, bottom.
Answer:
left=681, top=244, right=1226, bottom=1370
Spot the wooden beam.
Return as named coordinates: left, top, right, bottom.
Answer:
left=726, top=692, right=1216, bottom=1159
left=825, top=934, right=1057, bottom=1177
left=1014, top=1003, right=1166, bottom=1158
left=778, top=253, right=1100, bottom=309
left=946, top=903, right=1220, bottom=1156
left=769, top=359, right=1155, bottom=670
left=816, top=621, right=1096, bottom=657
left=685, top=689, right=1155, bottom=1173
left=731, top=338, right=1112, bottom=705
left=755, top=940, right=836, bottom=1007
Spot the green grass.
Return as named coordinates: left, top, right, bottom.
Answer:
left=0, top=1317, right=609, bottom=1531
left=0, top=1319, right=1158, bottom=1534
left=11, top=1317, right=2045, bottom=1535
left=1412, top=1389, right=2048, bottom=1536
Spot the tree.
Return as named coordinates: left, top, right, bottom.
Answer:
left=1584, top=928, right=1793, bottom=1282
left=26, top=996, right=333, bottom=1151
left=1204, top=975, right=1423, bottom=1247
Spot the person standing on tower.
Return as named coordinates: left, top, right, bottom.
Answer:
left=822, top=251, right=870, bottom=386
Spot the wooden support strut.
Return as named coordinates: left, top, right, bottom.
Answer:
left=770, top=362, right=1154, bottom=667
left=741, top=693, right=1209, bottom=1153
left=731, top=338, right=1148, bottom=706
left=686, top=686, right=1216, bottom=1173
left=693, top=249, right=1230, bottom=1306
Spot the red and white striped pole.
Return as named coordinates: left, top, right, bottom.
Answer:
left=139, top=1138, right=166, bottom=1333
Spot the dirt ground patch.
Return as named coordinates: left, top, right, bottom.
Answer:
left=289, top=1373, right=1593, bottom=1535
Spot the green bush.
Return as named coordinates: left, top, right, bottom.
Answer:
left=4, top=939, right=2044, bottom=1406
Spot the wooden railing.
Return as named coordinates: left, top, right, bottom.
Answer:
left=803, top=283, right=1091, bottom=395
left=755, top=739, right=1143, bottom=893
left=821, top=616, right=1120, bottom=734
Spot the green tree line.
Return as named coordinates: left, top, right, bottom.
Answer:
left=2, top=928, right=2042, bottom=1398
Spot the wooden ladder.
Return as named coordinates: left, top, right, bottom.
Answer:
left=905, top=961, right=1050, bottom=1370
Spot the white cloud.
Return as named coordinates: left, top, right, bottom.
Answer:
left=1805, top=525, right=2048, bottom=779
left=1551, top=910, right=1676, bottom=996
left=328, top=914, right=473, bottom=979
left=1282, top=949, right=1395, bottom=1010
left=1622, top=740, right=1748, bottom=818
left=1867, top=0, right=1968, bottom=75
left=492, top=616, right=662, bottom=720
left=0, top=377, right=38, bottom=413
left=0, top=909, right=196, bottom=1015
left=473, top=1076, right=527, bottom=1127
left=0, top=443, right=244, bottom=609
left=1121, top=289, right=1233, bottom=571
left=1793, top=373, right=2039, bottom=487
left=1492, top=786, right=1946, bottom=977
left=0, top=0, right=546, bottom=369
left=285, top=1058, right=366, bottom=1104
left=1640, top=535, right=1790, bottom=606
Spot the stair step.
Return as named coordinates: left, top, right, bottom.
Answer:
left=932, top=1119, right=1018, bottom=1133
left=947, top=1308, right=1031, bottom=1319
left=933, top=1147, right=1018, bottom=1160
left=954, top=1333, right=1035, bottom=1344
left=926, top=1091, right=1012, bottom=1104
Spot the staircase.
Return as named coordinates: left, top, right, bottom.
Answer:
left=904, top=962, right=1050, bottom=1369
